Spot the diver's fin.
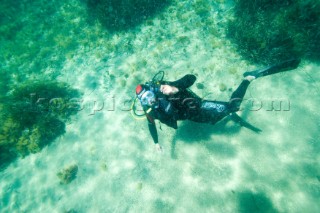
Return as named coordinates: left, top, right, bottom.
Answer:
left=243, top=58, right=301, bottom=79
left=230, top=113, right=262, bottom=133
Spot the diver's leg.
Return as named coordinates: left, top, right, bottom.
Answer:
left=188, top=100, right=230, bottom=125
left=188, top=77, right=253, bottom=124
left=229, top=78, right=252, bottom=112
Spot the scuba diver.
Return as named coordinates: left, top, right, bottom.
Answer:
left=132, top=59, right=301, bottom=151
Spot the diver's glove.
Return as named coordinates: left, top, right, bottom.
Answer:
left=155, top=143, right=162, bottom=152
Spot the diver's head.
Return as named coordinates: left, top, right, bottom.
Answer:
left=136, top=84, right=156, bottom=107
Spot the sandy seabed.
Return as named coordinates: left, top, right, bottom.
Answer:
left=1, top=0, right=320, bottom=212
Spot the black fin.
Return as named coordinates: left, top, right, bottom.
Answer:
left=243, top=58, right=301, bottom=78
left=230, top=113, right=262, bottom=133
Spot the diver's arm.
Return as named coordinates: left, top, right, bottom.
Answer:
left=146, top=114, right=162, bottom=151
left=148, top=122, right=159, bottom=144
left=167, top=74, right=196, bottom=90
left=160, top=74, right=196, bottom=95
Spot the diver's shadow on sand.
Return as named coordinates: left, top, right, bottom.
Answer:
left=170, top=117, right=244, bottom=159
left=176, top=117, right=243, bottom=142
left=237, top=191, right=278, bottom=213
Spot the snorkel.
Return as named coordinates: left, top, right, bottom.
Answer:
left=131, top=71, right=164, bottom=119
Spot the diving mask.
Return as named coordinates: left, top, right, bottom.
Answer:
left=139, top=90, right=156, bottom=106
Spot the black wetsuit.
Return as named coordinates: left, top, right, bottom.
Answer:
left=144, top=74, right=250, bottom=144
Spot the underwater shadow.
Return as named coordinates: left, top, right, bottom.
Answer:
left=170, top=118, right=244, bottom=159
left=237, top=191, right=278, bottom=213
left=175, top=116, right=249, bottom=143
left=85, top=0, right=171, bottom=32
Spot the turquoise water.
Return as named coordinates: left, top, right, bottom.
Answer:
left=1, top=0, right=320, bottom=212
